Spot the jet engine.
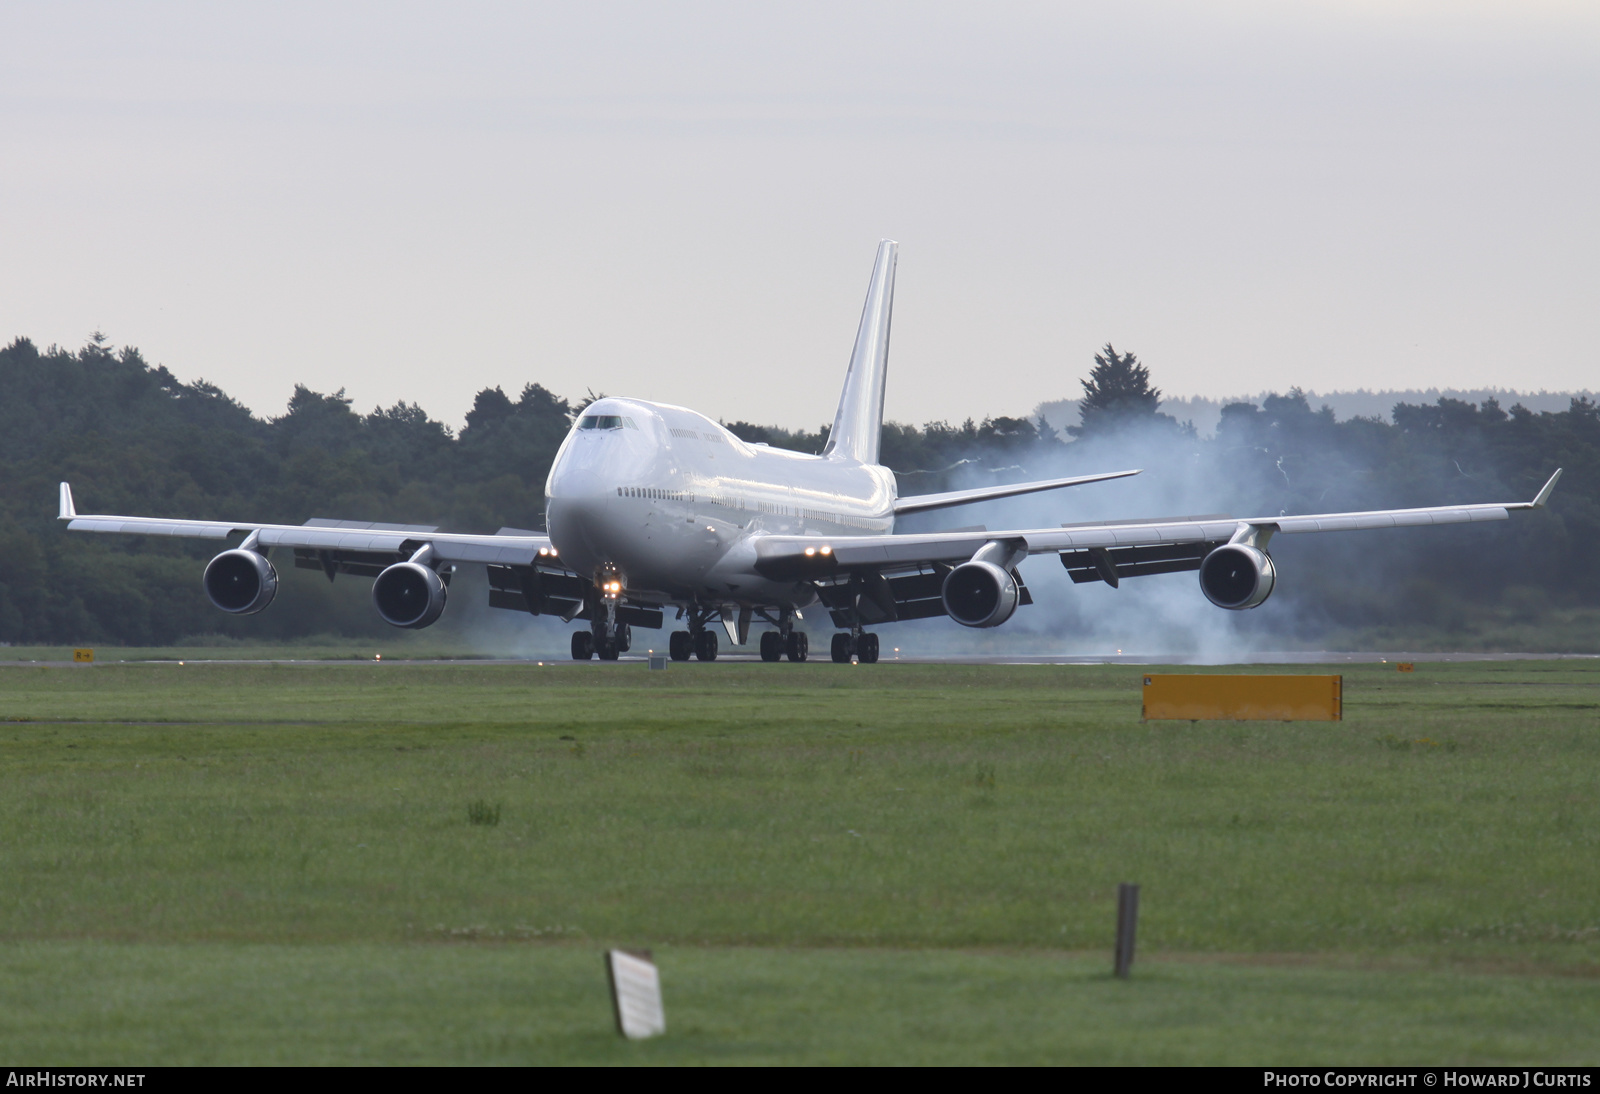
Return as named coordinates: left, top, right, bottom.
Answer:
left=203, top=549, right=279, bottom=615
left=1199, top=544, right=1276, bottom=610
left=372, top=561, right=448, bottom=629
left=941, top=560, right=1020, bottom=628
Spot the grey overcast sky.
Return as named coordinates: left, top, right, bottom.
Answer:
left=2, top=1, right=1596, bottom=430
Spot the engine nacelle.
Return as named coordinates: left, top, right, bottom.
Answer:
left=942, top=560, right=1020, bottom=628
left=203, top=549, right=278, bottom=615
left=372, top=561, right=448, bottom=629
left=1199, top=543, right=1276, bottom=610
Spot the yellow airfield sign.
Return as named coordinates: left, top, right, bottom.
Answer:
left=1142, top=673, right=1342, bottom=722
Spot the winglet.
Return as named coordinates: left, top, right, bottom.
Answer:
left=1531, top=468, right=1563, bottom=508
left=58, top=482, right=76, bottom=520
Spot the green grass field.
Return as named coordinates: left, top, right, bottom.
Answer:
left=2, top=659, right=1597, bottom=1064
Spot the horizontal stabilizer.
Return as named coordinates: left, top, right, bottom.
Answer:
left=894, top=469, right=1141, bottom=515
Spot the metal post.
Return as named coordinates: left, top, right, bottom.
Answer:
left=1114, top=882, right=1140, bottom=978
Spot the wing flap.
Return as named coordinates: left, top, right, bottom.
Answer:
left=1060, top=541, right=1225, bottom=585
left=810, top=563, right=1032, bottom=627
left=293, top=547, right=400, bottom=579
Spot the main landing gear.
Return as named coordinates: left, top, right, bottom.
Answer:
left=759, top=629, right=809, bottom=662
left=830, top=631, right=879, bottom=664
left=758, top=607, right=807, bottom=662
left=669, top=628, right=719, bottom=662
left=668, top=603, right=722, bottom=662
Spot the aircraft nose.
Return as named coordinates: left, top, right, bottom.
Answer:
left=550, top=466, right=609, bottom=500
left=546, top=491, right=610, bottom=569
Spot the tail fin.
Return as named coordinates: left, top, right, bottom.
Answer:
left=823, top=240, right=898, bottom=463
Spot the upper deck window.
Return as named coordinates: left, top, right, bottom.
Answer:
left=578, top=415, right=637, bottom=431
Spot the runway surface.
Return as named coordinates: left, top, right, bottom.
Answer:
left=4, top=651, right=1596, bottom=667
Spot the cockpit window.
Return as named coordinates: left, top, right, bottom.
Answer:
left=578, top=415, right=637, bottom=431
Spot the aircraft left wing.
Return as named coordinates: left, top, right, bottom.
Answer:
left=753, top=470, right=1563, bottom=622
left=58, top=482, right=553, bottom=565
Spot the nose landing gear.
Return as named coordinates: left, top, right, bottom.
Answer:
left=588, top=620, right=631, bottom=661
left=572, top=567, right=633, bottom=661
left=573, top=620, right=632, bottom=660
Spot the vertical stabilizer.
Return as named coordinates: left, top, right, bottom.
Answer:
left=823, top=240, right=898, bottom=463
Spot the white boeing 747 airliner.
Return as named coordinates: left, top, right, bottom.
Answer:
left=59, top=241, right=1562, bottom=663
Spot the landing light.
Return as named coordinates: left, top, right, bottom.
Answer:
left=804, top=547, right=816, bottom=557
left=820, top=545, right=832, bottom=555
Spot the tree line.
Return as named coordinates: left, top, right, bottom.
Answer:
left=0, top=335, right=1593, bottom=646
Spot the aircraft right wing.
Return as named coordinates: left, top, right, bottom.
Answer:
left=58, top=482, right=552, bottom=565
left=55, top=482, right=674, bottom=629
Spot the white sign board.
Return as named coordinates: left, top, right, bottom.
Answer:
left=606, top=950, right=666, bottom=1039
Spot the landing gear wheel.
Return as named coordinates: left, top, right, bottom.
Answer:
left=596, top=638, right=620, bottom=661
left=759, top=631, right=783, bottom=662
left=786, top=631, right=809, bottom=662
left=695, top=630, right=719, bottom=662
left=858, top=632, right=879, bottom=664
left=669, top=630, right=692, bottom=661
left=571, top=631, right=594, bottom=661
left=831, top=632, right=854, bottom=663
left=616, top=623, right=632, bottom=654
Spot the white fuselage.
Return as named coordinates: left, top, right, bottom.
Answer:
left=545, top=397, right=895, bottom=608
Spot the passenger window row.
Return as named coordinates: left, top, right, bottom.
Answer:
left=617, top=487, right=689, bottom=501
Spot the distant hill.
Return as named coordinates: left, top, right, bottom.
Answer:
left=1036, top=389, right=1597, bottom=438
